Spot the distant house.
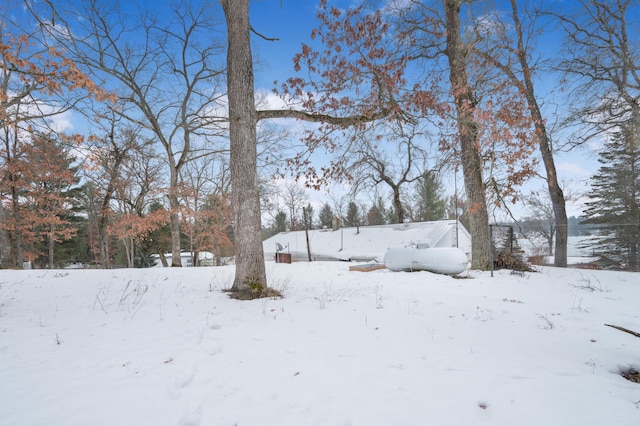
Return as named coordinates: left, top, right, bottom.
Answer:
left=151, top=251, right=215, bottom=267
left=263, top=220, right=471, bottom=263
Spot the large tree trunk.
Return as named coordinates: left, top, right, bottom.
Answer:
left=128, top=237, right=135, bottom=268
left=98, top=203, right=110, bottom=268
left=10, top=185, right=24, bottom=268
left=221, top=0, right=267, bottom=292
left=509, top=0, right=567, bottom=267
left=391, top=185, right=404, bottom=224
left=48, top=228, right=55, bottom=269
left=523, top=77, right=568, bottom=268
left=629, top=126, right=639, bottom=271
left=167, top=166, right=182, bottom=267
left=546, top=153, right=568, bottom=267
left=443, top=0, right=491, bottom=270
left=0, top=203, right=12, bottom=268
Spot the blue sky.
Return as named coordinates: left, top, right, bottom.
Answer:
left=250, top=1, right=320, bottom=88
left=242, top=1, right=600, bottom=218
left=117, top=0, right=325, bottom=89
left=11, top=0, right=605, bottom=218
left=131, top=1, right=605, bottom=217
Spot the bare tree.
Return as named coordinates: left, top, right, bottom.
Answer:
left=111, top=142, right=164, bottom=268
left=221, top=0, right=409, bottom=295
left=555, top=0, right=640, bottom=145
left=389, top=0, right=495, bottom=268
left=347, top=121, right=432, bottom=223
left=468, top=0, right=569, bottom=267
left=1, top=5, right=108, bottom=267
left=550, top=0, right=640, bottom=264
left=391, top=0, right=555, bottom=269
left=81, top=114, right=146, bottom=267
left=30, top=0, right=228, bottom=266
left=179, top=150, right=230, bottom=266
left=280, top=181, right=308, bottom=231
left=523, top=190, right=558, bottom=256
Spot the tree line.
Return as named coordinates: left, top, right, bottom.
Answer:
left=264, top=170, right=451, bottom=237
left=1, top=0, right=638, bottom=283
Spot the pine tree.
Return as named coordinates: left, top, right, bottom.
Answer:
left=413, top=171, right=447, bottom=222
left=582, top=122, right=640, bottom=271
left=318, top=203, right=334, bottom=229
left=386, top=204, right=398, bottom=225
left=273, top=210, right=288, bottom=234
left=144, top=200, right=172, bottom=267
left=21, top=134, right=80, bottom=268
left=303, top=203, right=315, bottom=230
left=345, top=202, right=360, bottom=227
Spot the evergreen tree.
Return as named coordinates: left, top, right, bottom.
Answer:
left=303, top=203, right=315, bottom=230
left=144, top=200, right=172, bottom=267
left=582, top=122, right=640, bottom=271
left=273, top=210, right=288, bottom=234
left=55, top=185, right=89, bottom=267
left=318, top=203, right=334, bottom=229
left=386, top=204, right=398, bottom=224
left=413, top=171, right=446, bottom=222
left=345, top=201, right=360, bottom=227
left=22, top=134, right=81, bottom=268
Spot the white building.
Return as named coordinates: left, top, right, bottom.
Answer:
left=263, top=220, right=471, bottom=263
left=151, top=251, right=215, bottom=267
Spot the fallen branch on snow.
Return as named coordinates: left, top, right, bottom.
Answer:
left=605, top=324, right=640, bottom=339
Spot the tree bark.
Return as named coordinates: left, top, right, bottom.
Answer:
left=96, top=131, right=127, bottom=268
left=98, top=215, right=109, bottom=268
left=391, top=184, right=404, bottom=224
left=0, top=203, right=12, bottom=268
left=10, top=183, right=24, bottom=268
left=48, top=227, right=55, bottom=268
left=167, top=165, right=183, bottom=267
left=443, top=0, right=491, bottom=269
left=221, top=0, right=267, bottom=292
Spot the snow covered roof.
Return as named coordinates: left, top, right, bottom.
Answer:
left=263, top=220, right=471, bottom=262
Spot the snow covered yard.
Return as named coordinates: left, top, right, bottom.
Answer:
left=1, top=263, right=639, bottom=425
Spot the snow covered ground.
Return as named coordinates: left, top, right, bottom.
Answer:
left=1, top=263, right=639, bottom=425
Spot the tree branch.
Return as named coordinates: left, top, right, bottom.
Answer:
left=257, top=107, right=392, bottom=125
left=605, top=324, right=640, bottom=339
left=250, top=26, right=279, bottom=41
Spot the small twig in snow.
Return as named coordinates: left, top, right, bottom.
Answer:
left=536, top=313, right=554, bottom=330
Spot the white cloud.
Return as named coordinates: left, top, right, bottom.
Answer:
left=557, top=161, right=592, bottom=178
left=49, top=109, right=74, bottom=133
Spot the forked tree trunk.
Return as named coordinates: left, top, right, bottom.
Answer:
left=443, top=0, right=491, bottom=270
left=221, top=0, right=267, bottom=292
left=393, top=189, right=405, bottom=224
